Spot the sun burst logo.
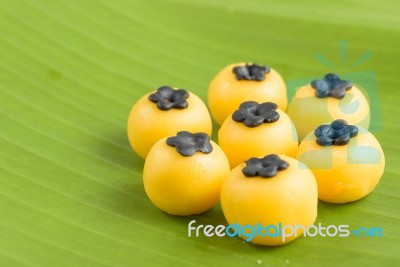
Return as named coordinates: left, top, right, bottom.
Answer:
left=287, top=40, right=381, bottom=132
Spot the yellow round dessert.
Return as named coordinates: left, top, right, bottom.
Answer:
left=127, top=86, right=212, bottom=159
left=287, top=73, right=370, bottom=140
left=218, top=101, right=298, bottom=168
left=297, top=119, right=385, bottom=203
left=143, top=131, right=230, bottom=216
left=208, top=62, right=287, bottom=125
left=220, top=154, right=318, bottom=246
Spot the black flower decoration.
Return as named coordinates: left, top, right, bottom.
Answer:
left=232, top=63, right=270, bottom=81
left=311, top=73, right=353, bottom=99
left=232, top=101, right=280, bottom=127
left=148, top=86, right=189, bottom=110
left=166, top=131, right=213, bottom=157
left=243, top=154, right=289, bottom=178
left=315, top=119, right=358, bottom=146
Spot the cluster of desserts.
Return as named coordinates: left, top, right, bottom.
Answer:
left=127, top=62, right=385, bottom=246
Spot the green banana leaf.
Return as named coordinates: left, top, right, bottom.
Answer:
left=1, top=0, right=399, bottom=266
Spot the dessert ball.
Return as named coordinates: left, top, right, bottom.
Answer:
left=127, top=86, right=212, bottom=159
left=221, top=154, right=318, bottom=246
left=143, top=131, right=230, bottom=216
left=287, top=73, right=370, bottom=140
left=208, top=62, right=287, bottom=125
left=297, top=119, right=385, bottom=203
left=218, top=101, right=298, bottom=168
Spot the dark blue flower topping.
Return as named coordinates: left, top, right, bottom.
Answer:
left=243, top=154, right=289, bottom=178
left=232, top=63, right=270, bottom=81
left=148, top=86, right=189, bottom=111
left=311, top=73, right=353, bottom=99
left=315, top=119, right=358, bottom=146
left=232, top=101, right=280, bottom=127
left=166, top=131, right=213, bottom=157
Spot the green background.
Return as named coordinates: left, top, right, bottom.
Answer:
left=1, top=0, right=399, bottom=266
